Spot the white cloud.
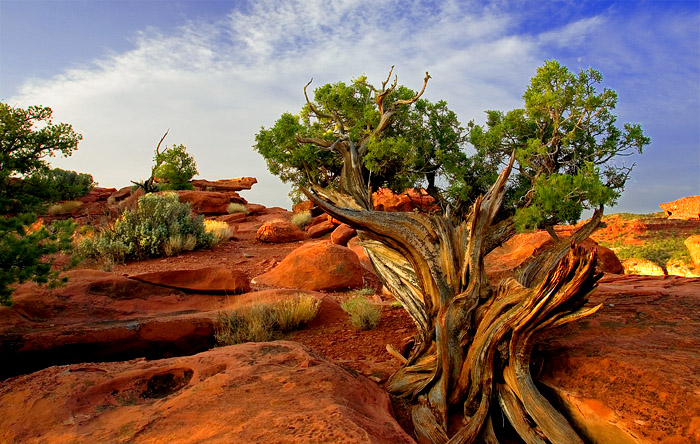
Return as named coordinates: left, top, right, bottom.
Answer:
left=10, top=0, right=679, bottom=211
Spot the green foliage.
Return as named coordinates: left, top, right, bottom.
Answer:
left=0, top=215, right=77, bottom=305
left=1, top=103, right=83, bottom=213
left=471, top=60, right=650, bottom=229
left=20, top=168, right=95, bottom=206
left=611, top=236, right=691, bottom=270
left=77, top=193, right=213, bottom=263
left=253, top=76, right=467, bottom=207
left=215, top=295, right=321, bottom=345
left=154, top=144, right=198, bottom=190
left=341, top=295, right=381, bottom=330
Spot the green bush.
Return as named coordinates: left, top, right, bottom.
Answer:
left=0, top=216, right=77, bottom=305
left=78, top=193, right=213, bottom=263
left=21, top=168, right=95, bottom=202
left=614, top=236, right=691, bottom=270
left=341, top=295, right=381, bottom=330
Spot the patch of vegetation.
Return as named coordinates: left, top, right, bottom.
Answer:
left=47, top=200, right=83, bottom=216
left=605, top=211, right=666, bottom=221
left=226, top=202, right=248, bottom=214
left=613, top=236, right=691, bottom=270
left=215, top=294, right=321, bottom=345
left=203, top=219, right=233, bottom=243
left=341, top=295, right=381, bottom=330
left=77, top=193, right=214, bottom=264
left=290, top=210, right=311, bottom=230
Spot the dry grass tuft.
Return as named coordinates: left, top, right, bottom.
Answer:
left=341, top=295, right=381, bottom=330
left=227, top=202, right=249, bottom=214
left=47, top=200, right=83, bottom=215
left=204, top=220, right=233, bottom=243
left=291, top=211, right=312, bottom=230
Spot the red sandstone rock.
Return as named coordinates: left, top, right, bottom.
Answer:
left=372, top=187, right=438, bottom=212
left=173, top=190, right=243, bottom=214
left=109, top=186, right=133, bottom=202
left=216, top=213, right=246, bottom=224
left=253, top=241, right=364, bottom=291
left=536, top=275, right=700, bottom=444
left=245, top=203, right=266, bottom=214
left=77, top=187, right=117, bottom=203
left=191, top=177, right=257, bottom=192
left=119, top=187, right=145, bottom=210
left=348, top=236, right=375, bottom=272
left=307, top=214, right=329, bottom=228
left=307, top=220, right=335, bottom=238
left=685, top=234, right=700, bottom=267
left=331, top=224, right=357, bottom=246
left=129, top=267, right=250, bottom=294
left=293, top=200, right=315, bottom=213
left=256, top=220, right=305, bottom=243
left=659, top=195, right=700, bottom=220
left=0, top=341, right=414, bottom=444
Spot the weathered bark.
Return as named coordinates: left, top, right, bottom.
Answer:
left=303, top=170, right=601, bottom=444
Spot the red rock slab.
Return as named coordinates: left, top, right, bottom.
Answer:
left=191, top=177, right=257, bottom=191
left=109, top=186, right=133, bottom=201
left=0, top=341, right=415, bottom=444
left=307, top=220, right=336, bottom=238
left=77, top=187, right=117, bottom=203
left=215, top=212, right=246, bottom=224
left=660, top=195, right=700, bottom=220
left=535, top=275, right=700, bottom=444
left=129, top=267, right=250, bottom=294
left=253, top=241, right=364, bottom=291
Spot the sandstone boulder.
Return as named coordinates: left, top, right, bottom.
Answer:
left=0, top=341, right=415, bottom=444
left=191, top=177, right=257, bottom=192
left=659, top=195, right=700, bottom=220
left=348, top=236, right=374, bottom=272
left=536, top=275, right=700, bottom=444
left=256, top=220, right=305, bottom=243
left=173, top=190, right=244, bottom=214
left=685, top=234, right=700, bottom=267
left=246, top=203, right=267, bottom=214
left=307, top=220, right=336, bottom=238
left=666, top=259, right=700, bottom=278
left=119, top=186, right=145, bottom=210
left=253, top=241, right=364, bottom=291
left=129, top=267, right=250, bottom=294
left=215, top=212, right=246, bottom=224
left=621, top=258, right=665, bottom=276
left=331, top=224, right=357, bottom=246
left=109, top=186, right=133, bottom=202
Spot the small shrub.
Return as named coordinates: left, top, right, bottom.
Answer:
left=214, top=294, right=320, bottom=346
left=341, top=295, right=381, bottom=330
left=291, top=210, right=311, bottom=230
left=47, top=200, right=83, bottom=215
left=78, top=193, right=213, bottom=263
left=227, top=202, right=248, bottom=214
left=204, top=220, right=233, bottom=243
left=352, top=287, right=376, bottom=296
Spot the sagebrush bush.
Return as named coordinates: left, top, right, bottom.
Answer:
left=77, top=192, right=213, bottom=263
left=227, top=202, right=248, bottom=214
left=214, top=294, right=320, bottom=346
left=204, top=220, right=233, bottom=243
left=291, top=210, right=311, bottom=230
left=341, top=295, right=381, bottom=330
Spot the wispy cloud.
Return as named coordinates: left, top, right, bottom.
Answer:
left=8, top=0, right=696, bottom=211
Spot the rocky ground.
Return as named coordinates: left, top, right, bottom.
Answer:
left=1, top=184, right=699, bottom=444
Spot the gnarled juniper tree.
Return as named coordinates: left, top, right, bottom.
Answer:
left=255, top=61, right=648, bottom=443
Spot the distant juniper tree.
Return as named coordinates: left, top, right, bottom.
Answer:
left=132, top=130, right=199, bottom=192
left=255, top=62, right=648, bottom=443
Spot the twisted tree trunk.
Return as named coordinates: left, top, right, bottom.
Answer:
left=303, top=158, right=602, bottom=443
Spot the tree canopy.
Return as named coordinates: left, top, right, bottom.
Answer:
left=132, top=131, right=199, bottom=192
left=255, top=61, right=649, bottom=231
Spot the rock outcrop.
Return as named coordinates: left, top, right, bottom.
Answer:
left=307, top=220, right=336, bottom=238
left=659, top=195, right=700, bottom=220
left=253, top=241, right=364, bottom=291
left=191, top=177, right=257, bottom=192
left=129, top=267, right=250, bottom=294
left=685, top=234, right=700, bottom=267
left=331, top=224, right=357, bottom=246
left=536, top=274, right=700, bottom=444
left=0, top=341, right=415, bottom=444
left=174, top=190, right=246, bottom=214
left=372, top=187, right=438, bottom=212
left=256, top=220, right=305, bottom=243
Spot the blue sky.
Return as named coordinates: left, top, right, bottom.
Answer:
left=1, top=0, right=698, bottom=212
